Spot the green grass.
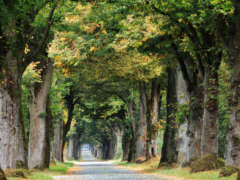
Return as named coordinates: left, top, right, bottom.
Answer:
left=117, top=160, right=238, bottom=180
left=49, top=161, right=73, bottom=173
left=153, top=168, right=237, bottom=180
left=25, top=172, right=53, bottom=180
left=8, top=172, right=53, bottom=180
left=7, top=161, right=74, bottom=180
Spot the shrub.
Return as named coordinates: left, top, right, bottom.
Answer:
left=219, top=166, right=239, bottom=177
left=190, top=154, right=225, bottom=173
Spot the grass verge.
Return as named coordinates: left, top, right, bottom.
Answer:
left=116, top=157, right=238, bottom=180
left=7, top=161, right=74, bottom=180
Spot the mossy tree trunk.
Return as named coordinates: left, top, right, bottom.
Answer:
left=222, top=1, right=240, bottom=169
left=187, top=86, right=203, bottom=161
left=226, top=58, right=240, bottom=168
left=160, top=66, right=178, bottom=164
left=201, top=63, right=220, bottom=157
left=28, top=60, right=53, bottom=169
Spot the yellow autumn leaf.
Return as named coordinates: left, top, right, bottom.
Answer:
left=55, top=56, right=61, bottom=61
left=90, top=47, right=96, bottom=52
left=102, top=30, right=107, bottom=34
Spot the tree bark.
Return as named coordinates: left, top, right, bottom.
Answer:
left=62, top=87, right=75, bottom=161
left=223, top=1, right=240, bottom=169
left=187, top=86, right=203, bottom=161
left=45, top=97, right=53, bottom=166
left=67, top=137, right=74, bottom=160
left=28, top=60, right=53, bottom=169
left=0, top=88, right=26, bottom=169
left=160, top=66, right=178, bottom=164
left=51, top=120, right=64, bottom=162
left=176, top=65, right=190, bottom=165
left=122, top=131, right=131, bottom=161
left=102, top=141, right=109, bottom=160
left=149, top=78, right=160, bottom=158
left=136, top=82, right=147, bottom=159
left=225, top=58, right=240, bottom=168
left=126, top=99, right=137, bottom=162
left=0, top=53, right=26, bottom=169
left=108, top=138, right=116, bottom=159
left=201, top=65, right=219, bottom=157
left=72, top=138, right=80, bottom=160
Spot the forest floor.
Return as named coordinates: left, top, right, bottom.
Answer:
left=116, top=157, right=238, bottom=180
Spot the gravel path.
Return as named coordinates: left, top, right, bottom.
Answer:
left=53, top=150, right=166, bottom=180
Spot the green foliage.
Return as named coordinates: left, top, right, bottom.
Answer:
left=176, top=103, right=190, bottom=125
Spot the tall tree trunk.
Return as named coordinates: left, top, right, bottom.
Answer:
left=149, top=78, right=160, bottom=158
left=226, top=58, right=240, bottom=168
left=115, top=129, right=123, bottom=159
left=0, top=88, right=26, bottom=169
left=67, top=136, right=74, bottom=160
left=62, top=88, right=75, bottom=161
left=176, top=65, right=190, bottom=165
left=0, top=53, right=26, bottom=169
left=136, top=82, right=147, bottom=159
left=127, top=99, right=137, bottom=162
left=201, top=65, right=219, bottom=157
left=224, top=1, right=240, bottom=169
left=45, top=97, right=53, bottom=166
left=51, top=120, right=64, bottom=162
left=28, top=60, right=53, bottom=169
left=160, top=66, right=178, bottom=164
left=187, top=86, right=203, bottom=161
left=122, top=130, right=131, bottom=161
left=108, top=138, right=116, bottom=159
left=72, top=136, right=78, bottom=160
left=102, top=141, right=109, bottom=160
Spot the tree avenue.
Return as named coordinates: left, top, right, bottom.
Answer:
left=0, top=0, right=240, bottom=180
